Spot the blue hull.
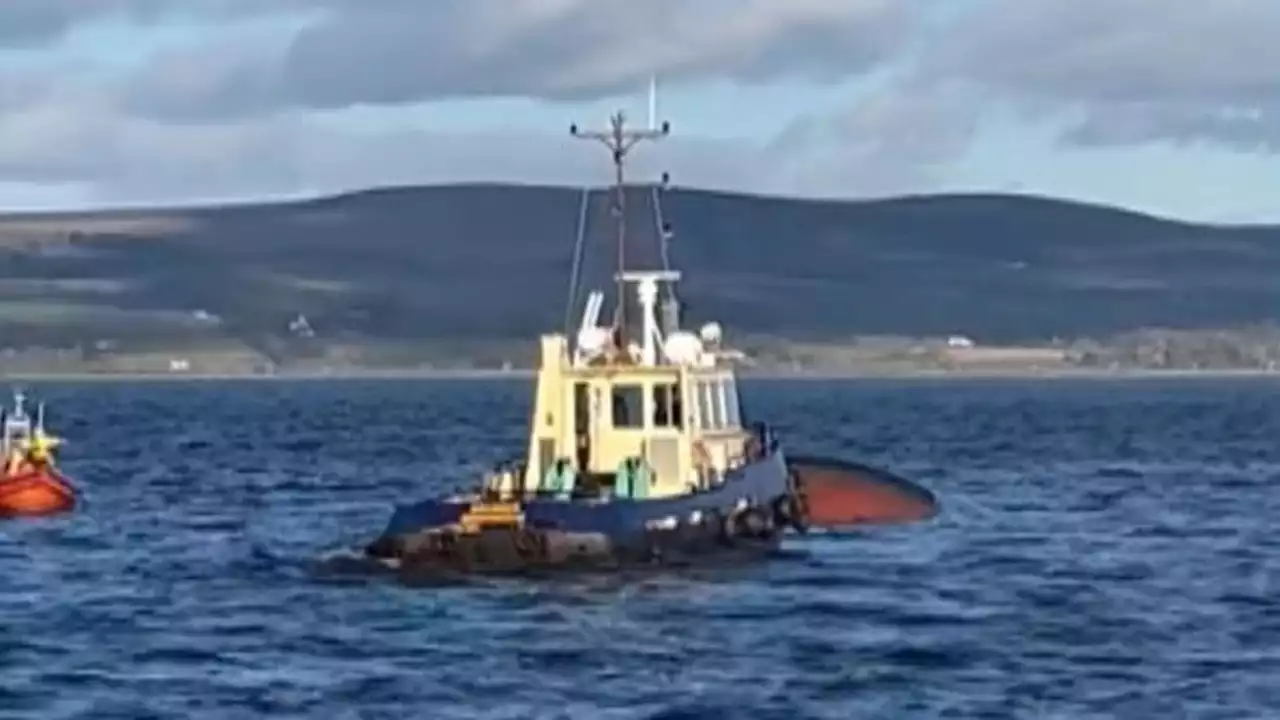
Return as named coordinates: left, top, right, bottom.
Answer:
left=377, top=448, right=791, bottom=548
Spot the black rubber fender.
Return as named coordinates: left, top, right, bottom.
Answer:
left=737, top=506, right=771, bottom=538
left=701, top=508, right=729, bottom=543
left=770, top=494, right=793, bottom=528
left=365, top=535, right=404, bottom=560
left=790, top=493, right=810, bottom=534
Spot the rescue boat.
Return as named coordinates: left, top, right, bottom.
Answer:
left=0, top=391, right=77, bottom=518
left=360, top=109, right=939, bottom=578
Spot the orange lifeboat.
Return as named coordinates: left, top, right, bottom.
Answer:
left=0, top=465, right=76, bottom=517
left=0, top=391, right=77, bottom=518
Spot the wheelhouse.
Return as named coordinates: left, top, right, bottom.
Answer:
left=489, top=272, right=758, bottom=501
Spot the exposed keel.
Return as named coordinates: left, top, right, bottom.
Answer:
left=789, top=455, right=938, bottom=527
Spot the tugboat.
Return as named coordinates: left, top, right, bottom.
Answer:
left=362, top=111, right=937, bottom=576
left=0, top=391, right=77, bottom=518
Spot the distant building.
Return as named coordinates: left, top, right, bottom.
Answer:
left=192, top=309, right=220, bottom=324
left=288, top=314, right=315, bottom=337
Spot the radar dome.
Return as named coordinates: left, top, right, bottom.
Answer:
left=698, top=322, right=723, bottom=346
left=576, top=326, right=610, bottom=355
left=664, top=331, right=703, bottom=365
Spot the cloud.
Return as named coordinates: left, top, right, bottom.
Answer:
left=0, top=0, right=954, bottom=206
left=0, top=0, right=275, bottom=48
left=0, top=0, right=1275, bottom=210
left=1061, top=103, right=1280, bottom=152
left=925, top=0, right=1280, bottom=151
left=117, top=0, right=917, bottom=121
left=768, top=78, right=981, bottom=197
left=0, top=0, right=120, bottom=48
left=0, top=86, right=967, bottom=206
left=0, top=69, right=50, bottom=113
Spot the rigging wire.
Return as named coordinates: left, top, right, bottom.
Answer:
left=650, top=184, right=673, bottom=274
left=563, top=186, right=593, bottom=336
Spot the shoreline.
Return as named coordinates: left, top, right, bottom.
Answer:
left=3, top=367, right=1280, bottom=382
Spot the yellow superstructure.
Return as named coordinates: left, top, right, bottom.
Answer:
left=481, top=271, right=754, bottom=502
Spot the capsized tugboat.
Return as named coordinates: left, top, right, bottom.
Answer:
left=362, top=111, right=938, bottom=576
left=0, top=390, right=77, bottom=518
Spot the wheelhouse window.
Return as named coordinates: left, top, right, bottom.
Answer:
left=611, top=384, right=645, bottom=428
left=692, top=377, right=741, bottom=430
left=697, top=380, right=724, bottom=430
left=722, top=378, right=741, bottom=427
left=652, top=382, right=683, bottom=429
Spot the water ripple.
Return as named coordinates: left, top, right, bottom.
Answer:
left=2, top=377, right=1280, bottom=717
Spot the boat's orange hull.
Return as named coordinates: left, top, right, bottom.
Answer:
left=0, top=467, right=76, bottom=517
left=790, top=456, right=938, bottom=527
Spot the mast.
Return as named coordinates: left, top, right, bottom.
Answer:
left=648, top=75, right=658, bottom=131
left=570, top=112, right=670, bottom=341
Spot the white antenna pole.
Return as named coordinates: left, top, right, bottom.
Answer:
left=648, top=74, right=657, bottom=131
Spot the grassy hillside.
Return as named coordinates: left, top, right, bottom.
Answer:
left=0, top=184, right=1277, bottom=363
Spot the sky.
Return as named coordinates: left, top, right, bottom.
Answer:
left=0, top=0, right=1276, bottom=223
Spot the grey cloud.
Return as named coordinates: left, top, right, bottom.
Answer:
left=767, top=78, right=981, bottom=197
left=1062, top=103, right=1280, bottom=153
left=0, top=71, right=49, bottom=113
left=0, top=84, right=966, bottom=205
left=924, top=0, right=1280, bottom=150
left=0, top=0, right=957, bottom=203
left=0, top=0, right=971, bottom=206
left=0, top=3, right=75, bottom=48
left=11, top=0, right=1277, bottom=208
left=119, top=0, right=917, bottom=119
left=13, top=0, right=1280, bottom=160
left=0, top=0, right=279, bottom=48
left=117, top=40, right=287, bottom=123
left=0, top=0, right=127, bottom=48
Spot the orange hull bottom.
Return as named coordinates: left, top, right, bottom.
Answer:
left=0, top=468, right=76, bottom=518
left=790, top=456, right=939, bottom=527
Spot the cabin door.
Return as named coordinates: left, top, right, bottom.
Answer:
left=573, top=382, right=591, bottom=473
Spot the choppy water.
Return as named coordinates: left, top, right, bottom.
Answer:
left=2, top=377, right=1280, bottom=718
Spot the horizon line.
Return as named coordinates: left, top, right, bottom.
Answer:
left=0, top=180, right=1271, bottom=230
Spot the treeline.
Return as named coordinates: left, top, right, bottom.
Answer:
left=1065, top=324, right=1280, bottom=370
left=736, top=328, right=1280, bottom=371
left=10, top=326, right=1280, bottom=373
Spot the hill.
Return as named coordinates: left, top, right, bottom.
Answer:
left=0, top=184, right=1278, bottom=370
